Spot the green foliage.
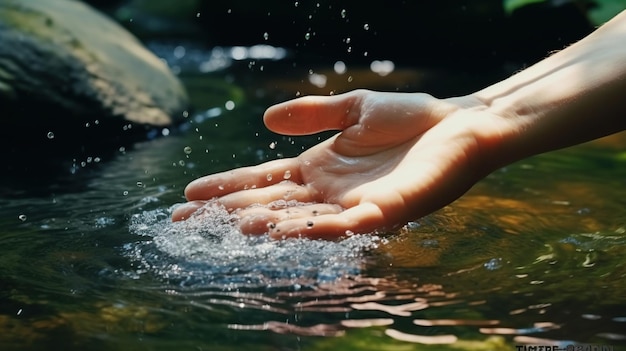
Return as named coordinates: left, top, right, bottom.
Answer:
left=503, top=0, right=547, bottom=15
left=588, top=0, right=626, bottom=24
left=503, top=0, right=626, bottom=24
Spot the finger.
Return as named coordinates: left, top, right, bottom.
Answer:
left=218, top=182, right=316, bottom=212
left=263, top=90, right=369, bottom=135
left=171, top=200, right=207, bottom=221
left=185, top=158, right=302, bottom=201
left=237, top=203, right=344, bottom=234
left=269, top=202, right=387, bottom=240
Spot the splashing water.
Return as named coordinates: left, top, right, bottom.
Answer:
left=125, top=202, right=381, bottom=289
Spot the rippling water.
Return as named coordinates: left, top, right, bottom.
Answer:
left=1, top=43, right=626, bottom=351
left=125, top=203, right=383, bottom=288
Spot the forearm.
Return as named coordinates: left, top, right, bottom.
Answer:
left=472, top=10, right=626, bottom=169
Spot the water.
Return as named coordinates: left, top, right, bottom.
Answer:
left=1, top=44, right=626, bottom=351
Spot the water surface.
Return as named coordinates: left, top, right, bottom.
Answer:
left=1, top=44, right=626, bottom=351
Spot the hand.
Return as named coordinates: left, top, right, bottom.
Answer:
left=172, top=89, right=510, bottom=239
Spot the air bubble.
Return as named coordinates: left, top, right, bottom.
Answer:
left=340, top=9, right=347, bottom=18
left=263, top=32, right=269, bottom=40
left=136, top=181, right=144, bottom=188
left=266, top=174, right=273, bottom=181
left=184, top=146, right=192, bottom=154
left=123, top=191, right=129, bottom=196
left=304, top=32, right=311, bottom=40
left=46, top=131, right=55, bottom=139
left=283, top=170, right=291, bottom=179
left=18, top=214, right=27, bottom=222
left=269, top=141, right=277, bottom=149
left=345, top=230, right=354, bottom=236
left=306, top=220, right=314, bottom=228
left=363, top=23, right=370, bottom=30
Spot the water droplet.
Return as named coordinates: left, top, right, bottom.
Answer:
left=18, top=214, right=27, bottom=222
left=283, top=170, right=291, bottom=180
left=173, top=45, right=186, bottom=59
left=269, top=141, right=277, bottom=149
left=46, top=131, right=55, bottom=139
left=266, top=174, right=273, bottom=181
left=363, top=23, right=370, bottom=30
left=184, top=146, right=192, bottom=154
left=484, top=258, right=502, bottom=271
left=306, top=220, right=314, bottom=228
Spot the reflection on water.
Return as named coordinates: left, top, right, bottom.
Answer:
left=1, top=42, right=626, bottom=350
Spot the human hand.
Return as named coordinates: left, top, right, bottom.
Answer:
left=172, top=89, right=510, bottom=239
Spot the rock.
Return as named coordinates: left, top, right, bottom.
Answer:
left=0, top=0, right=189, bottom=135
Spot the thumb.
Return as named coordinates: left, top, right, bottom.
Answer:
left=263, top=90, right=368, bottom=135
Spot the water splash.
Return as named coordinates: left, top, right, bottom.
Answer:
left=125, top=203, right=381, bottom=289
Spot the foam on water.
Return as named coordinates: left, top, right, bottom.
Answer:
left=125, top=202, right=382, bottom=289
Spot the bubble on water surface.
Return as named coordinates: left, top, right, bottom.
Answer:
left=126, top=203, right=381, bottom=288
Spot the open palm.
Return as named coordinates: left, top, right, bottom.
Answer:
left=172, top=89, right=506, bottom=239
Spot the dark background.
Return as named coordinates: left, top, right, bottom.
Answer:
left=87, top=0, right=602, bottom=69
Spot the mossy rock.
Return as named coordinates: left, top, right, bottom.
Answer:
left=0, top=0, right=189, bottom=136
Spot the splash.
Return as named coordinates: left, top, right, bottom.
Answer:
left=125, top=202, right=381, bottom=289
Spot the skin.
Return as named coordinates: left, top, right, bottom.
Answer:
left=173, top=10, right=626, bottom=240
